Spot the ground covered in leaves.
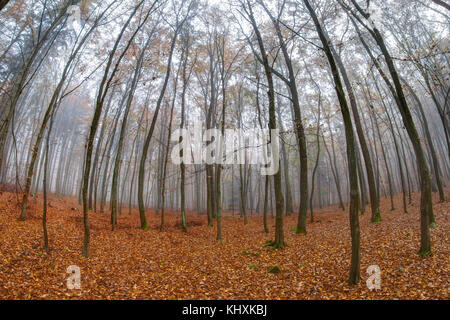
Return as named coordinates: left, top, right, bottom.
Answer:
left=0, top=189, right=448, bottom=300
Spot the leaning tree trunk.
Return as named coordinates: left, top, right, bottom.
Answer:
left=305, top=0, right=360, bottom=284
left=255, top=68, right=269, bottom=233
left=160, top=83, right=177, bottom=232
left=349, top=0, right=432, bottom=256
left=82, top=1, right=147, bottom=256
left=42, top=111, right=56, bottom=254
left=138, top=17, right=187, bottom=229
left=0, top=0, right=10, bottom=11
left=325, top=28, right=380, bottom=222
left=310, top=95, right=322, bottom=222
left=111, top=36, right=150, bottom=230
left=404, top=81, right=445, bottom=203
left=246, top=1, right=284, bottom=247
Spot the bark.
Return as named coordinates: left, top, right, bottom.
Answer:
left=0, top=0, right=10, bottom=11
left=305, top=0, right=360, bottom=284
left=111, top=36, right=151, bottom=230
left=82, top=0, right=148, bottom=256
left=161, top=85, right=178, bottom=232
left=138, top=10, right=190, bottom=229
left=215, top=34, right=227, bottom=240
left=349, top=0, right=432, bottom=256
left=310, top=96, right=321, bottom=222
left=324, top=27, right=380, bottom=222
left=255, top=67, right=269, bottom=233
left=404, top=80, right=445, bottom=203
left=257, top=1, right=307, bottom=235
left=276, top=102, right=294, bottom=216
left=323, top=119, right=345, bottom=210
left=432, top=0, right=450, bottom=11
left=180, top=31, right=193, bottom=233
left=244, top=0, right=284, bottom=247
left=372, top=107, right=395, bottom=210
left=42, top=112, right=56, bottom=254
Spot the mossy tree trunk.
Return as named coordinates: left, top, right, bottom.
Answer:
left=305, top=0, right=360, bottom=284
left=348, top=0, right=432, bottom=256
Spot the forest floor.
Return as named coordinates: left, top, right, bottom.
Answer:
left=0, top=189, right=448, bottom=300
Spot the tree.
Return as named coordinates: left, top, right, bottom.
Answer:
left=240, top=0, right=285, bottom=248
left=137, top=0, right=194, bottom=230
left=82, top=0, right=153, bottom=257
left=0, top=0, right=10, bottom=11
left=304, top=0, right=361, bottom=284
left=344, top=0, right=433, bottom=257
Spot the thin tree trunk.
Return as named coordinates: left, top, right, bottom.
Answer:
left=305, top=0, right=360, bottom=284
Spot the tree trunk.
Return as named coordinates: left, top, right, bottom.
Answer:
left=305, top=0, right=360, bottom=284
